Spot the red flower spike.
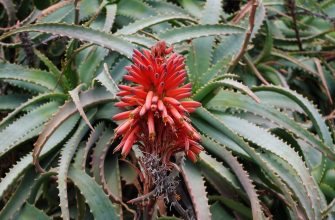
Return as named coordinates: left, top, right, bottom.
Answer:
left=113, top=41, right=203, bottom=162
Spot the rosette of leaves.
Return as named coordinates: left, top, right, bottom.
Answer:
left=0, top=0, right=334, bottom=220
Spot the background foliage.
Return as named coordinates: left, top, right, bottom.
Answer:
left=0, top=0, right=334, bottom=219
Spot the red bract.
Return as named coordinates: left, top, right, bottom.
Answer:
left=112, top=41, right=203, bottom=162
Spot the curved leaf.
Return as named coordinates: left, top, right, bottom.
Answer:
left=0, top=113, right=80, bottom=199
left=0, top=94, right=29, bottom=111
left=0, top=62, right=62, bottom=92
left=57, top=110, right=96, bottom=220
left=0, top=23, right=136, bottom=58
left=205, top=89, right=335, bottom=161
left=14, top=203, right=51, bottom=220
left=68, top=166, right=120, bottom=220
left=34, top=87, right=114, bottom=162
left=158, top=24, right=245, bottom=44
left=0, top=101, right=60, bottom=158
left=181, top=159, right=212, bottom=220
left=116, top=13, right=195, bottom=35
left=201, top=136, right=266, bottom=220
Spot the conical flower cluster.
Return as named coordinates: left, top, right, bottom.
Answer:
left=113, top=41, right=203, bottom=162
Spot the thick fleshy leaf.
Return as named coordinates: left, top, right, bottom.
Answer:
left=0, top=23, right=136, bottom=58
left=68, top=166, right=120, bottom=220
left=158, top=24, right=245, bottom=44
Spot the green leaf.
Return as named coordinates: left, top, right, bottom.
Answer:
left=34, top=87, right=114, bottom=158
left=121, top=34, right=156, bottom=48
left=178, top=0, right=202, bottom=18
left=218, top=114, right=325, bottom=219
left=68, top=166, right=120, bottom=220
left=212, top=34, right=244, bottom=65
left=0, top=101, right=60, bottom=158
left=199, top=153, right=243, bottom=195
left=33, top=49, right=62, bottom=78
left=69, top=84, right=95, bottom=130
left=119, top=160, right=139, bottom=185
left=193, top=79, right=260, bottom=103
left=147, top=0, right=191, bottom=16
left=4, top=79, right=48, bottom=94
left=254, top=22, right=273, bottom=65
left=187, top=0, right=223, bottom=84
left=205, top=89, right=335, bottom=161
left=57, top=109, right=96, bottom=220
left=116, top=13, right=195, bottom=35
left=181, top=160, right=211, bottom=220
left=195, top=107, right=301, bottom=219
left=117, top=0, right=155, bottom=19
left=209, top=196, right=252, bottom=219
left=77, top=46, right=109, bottom=85
left=191, top=116, right=249, bottom=158
left=110, top=57, right=131, bottom=83
left=95, top=64, right=119, bottom=98
left=0, top=0, right=17, bottom=25
left=200, top=135, right=266, bottom=220
left=195, top=57, right=232, bottom=87
left=0, top=93, right=67, bottom=130
left=104, top=154, right=123, bottom=216
left=253, top=86, right=333, bottom=146
left=91, top=127, right=113, bottom=184
left=0, top=94, right=29, bottom=111
left=73, top=122, right=105, bottom=170
left=0, top=62, right=62, bottom=92
left=271, top=51, right=318, bottom=76
left=158, top=24, right=245, bottom=44
left=0, top=113, right=80, bottom=199
left=37, top=1, right=73, bottom=23
left=0, top=23, right=136, bottom=58
left=210, top=201, right=234, bottom=220
left=14, top=203, right=51, bottom=220
left=0, top=167, right=39, bottom=220
left=104, top=4, right=117, bottom=32
left=253, top=90, right=303, bottom=113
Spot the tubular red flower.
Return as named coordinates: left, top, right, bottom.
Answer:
left=113, top=41, right=203, bottom=162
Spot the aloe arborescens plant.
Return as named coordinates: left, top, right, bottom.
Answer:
left=0, top=0, right=334, bottom=219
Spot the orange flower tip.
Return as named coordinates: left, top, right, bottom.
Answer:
left=149, top=133, right=155, bottom=141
